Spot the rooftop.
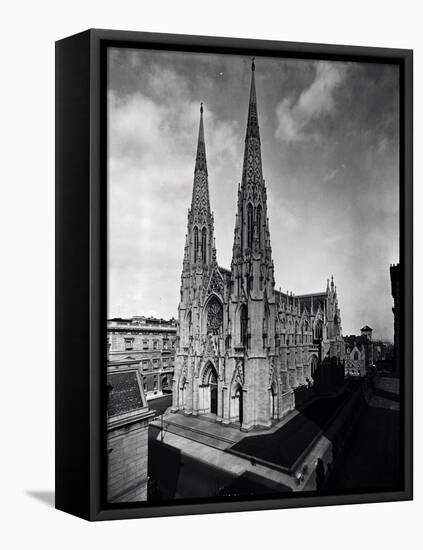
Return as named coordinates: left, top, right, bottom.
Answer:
left=108, top=315, right=177, bottom=329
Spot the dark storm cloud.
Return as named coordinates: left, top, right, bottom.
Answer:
left=108, top=48, right=399, bottom=340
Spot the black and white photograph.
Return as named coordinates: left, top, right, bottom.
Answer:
left=105, top=46, right=404, bottom=505
left=2, top=0, right=421, bottom=544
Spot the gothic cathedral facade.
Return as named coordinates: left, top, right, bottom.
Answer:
left=171, top=61, right=345, bottom=431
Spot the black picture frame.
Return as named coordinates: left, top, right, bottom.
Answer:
left=55, top=28, right=413, bottom=521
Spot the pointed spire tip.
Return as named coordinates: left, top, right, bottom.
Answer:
left=251, top=57, right=255, bottom=71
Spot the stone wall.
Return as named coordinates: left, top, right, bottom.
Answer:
left=107, top=418, right=151, bottom=503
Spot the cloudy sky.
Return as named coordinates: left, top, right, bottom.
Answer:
left=107, top=47, right=399, bottom=340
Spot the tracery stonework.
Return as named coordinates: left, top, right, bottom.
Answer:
left=207, top=299, right=223, bottom=334
left=207, top=269, right=224, bottom=297
left=172, top=61, right=345, bottom=431
left=192, top=172, right=209, bottom=225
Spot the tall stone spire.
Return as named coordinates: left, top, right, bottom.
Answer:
left=195, top=102, right=207, bottom=173
left=184, top=104, right=215, bottom=269
left=231, top=58, right=274, bottom=302
left=245, top=58, right=260, bottom=140
left=190, top=103, right=211, bottom=223
left=232, top=58, right=269, bottom=263
left=241, top=58, right=263, bottom=187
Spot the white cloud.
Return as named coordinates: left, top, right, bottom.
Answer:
left=275, top=62, right=348, bottom=142
left=107, top=52, right=399, bottom=339
left=107, top=65, right=239, bottom=318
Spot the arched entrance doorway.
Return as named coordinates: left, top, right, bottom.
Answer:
left=232, top=384, right=243, bottom=425
left=210, top=369, right=218, bottom=414
left=201, top=363, right=219, bottom=415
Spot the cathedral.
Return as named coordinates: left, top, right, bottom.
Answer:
left=171, top=60, right=345, bottom=431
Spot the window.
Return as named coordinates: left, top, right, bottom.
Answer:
left=142, top=340, right=148, bottom=350
left=124, top=338, right=134, bottom=351
left=194, top=226, right=198, bottom=262
left=240, top=208, right=244, bottom=251
left=240, top=305, right=248, bottom=346
left=202, top=227, right=207, bottom=264
left=153, top=359, right=159, bottom=369
left=153, top=340, right=158, bottom=350
left=354, top=351, right=359, bottom=361
left=314, top=320, right=323, bottom=341
left=163, top=339, right=168, bottom=350
left=256, top=204, right=262, bottom=247
left=247, top=203, right=253, bottom=249
left=207, top=297, right=223, bottom=335
left=247, top=273, right=253, bottom=293
left=142, top=361, right=149, bottom=370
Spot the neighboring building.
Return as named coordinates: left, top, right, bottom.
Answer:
left=107, top=363, right=154, bottom=502
left=172, top=61, right=345, bottom=431
left=344, top=327, right=373, bottom=375
left=344, top=342, right=366, bottom=377
left=360, top=325, right=373, bottom=341
left=344, top=326, right=394, bottom=377
left=390, top=263, right=400, bottom=374
left=107, top=316, right=177, bottom=399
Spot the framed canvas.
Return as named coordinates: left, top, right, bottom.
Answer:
left=55, top=29, right=413, bottom=521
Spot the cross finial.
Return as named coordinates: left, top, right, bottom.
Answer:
left=200, top=102, right=203, bottom=114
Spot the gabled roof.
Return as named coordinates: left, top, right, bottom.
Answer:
left=297, top=292, right=326, bottom=315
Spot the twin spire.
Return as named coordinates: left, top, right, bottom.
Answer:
left=190, top=58, right=262, bottom=260
left=194, top=58, right=260, bottom=173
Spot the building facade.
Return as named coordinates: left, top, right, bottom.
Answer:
left=390, top=263, right=400, bottom=374
left=344, top=325, right=393, bottom=377
left=172, top=61, right=345, bottom=431
left=107, top=363, right=154, bottom=502
left=344, top=343, right=366, bottom=377
left=107, top=316, right=177, bottom=399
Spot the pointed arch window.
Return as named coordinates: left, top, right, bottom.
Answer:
left=314, top=319, right=323, bottom=341
left=247, top=203, right=253, bottom=249
left=207, top=297, right=223, bottom=335
left=240, top=305, right=248, bottom=346
left=193, top=226, right=198, bottom=263
left=202, top=227, right=207, bottom=264
left=256, top=204, right=262, bottom=248
left=186, top=310, right=192, bottom=346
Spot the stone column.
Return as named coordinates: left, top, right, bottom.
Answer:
left=240, top=385, right=252, bottom=431
left=185, top=368, right=193, bottom=414
left=216, top=356, right=224, bottom=422
left=192, top=377, right=199, bottom=415
left=221, top=385, right=230, bottom=424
